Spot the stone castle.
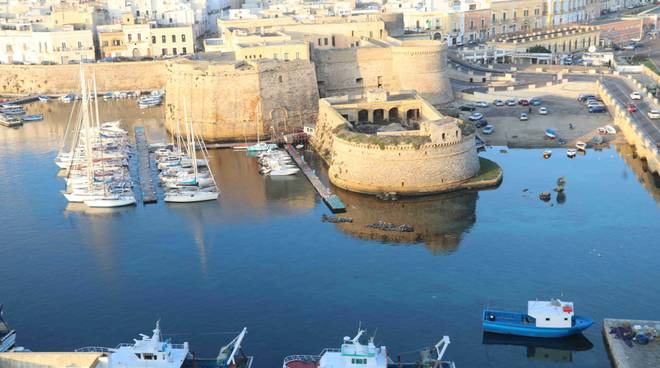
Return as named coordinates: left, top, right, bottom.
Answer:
left=312, top=89, right=481, bottom=195
left=165, top=14, right=453, bottom=142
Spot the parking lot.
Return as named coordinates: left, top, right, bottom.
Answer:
left=457, top=82, right=620, bottom=147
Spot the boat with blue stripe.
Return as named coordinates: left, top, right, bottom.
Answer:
left=483, top=299, right=593, bottom=338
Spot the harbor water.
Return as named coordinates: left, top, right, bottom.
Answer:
left=0, top=100, right=659, bottom=367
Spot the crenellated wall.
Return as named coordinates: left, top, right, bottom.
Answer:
left=165, top=58, right=319, bottom=142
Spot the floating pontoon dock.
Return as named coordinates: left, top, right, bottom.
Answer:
left=134, top=126, right=157, bottom=204
left=284, top=144, right=346, bottom=213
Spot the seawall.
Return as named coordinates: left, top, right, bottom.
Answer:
left=0, top=61, right=167, bottom=95
left=596, top=79, right=660, bottom=175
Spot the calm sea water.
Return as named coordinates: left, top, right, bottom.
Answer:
left=0, top=100, right=659, bottom=368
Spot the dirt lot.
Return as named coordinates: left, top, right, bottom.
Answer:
left=457, top=82, right=624, bottom=148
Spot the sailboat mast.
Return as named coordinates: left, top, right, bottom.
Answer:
left=183, top=100, right=198, bottom=178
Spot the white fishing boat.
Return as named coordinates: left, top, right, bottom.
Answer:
left=282, top=329, right=455, bottom=368
left=0, top=305, right=16, bottom=353
left=575, top=141, right=587, bottom=151
left=604, top=125, right=616, bottom=135
left=566, top=148, right=577, bottom=158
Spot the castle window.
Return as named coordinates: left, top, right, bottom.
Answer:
left=182, top=34, right=186, bottom=42
left=172, top=35, right=176, bottom=42
left=356, top=78, right=363, bottom=84
left=331, top=36, right=335, bottom=47
left=317, top=39, right=322, bottom=46
left=152, top=36, right=156, bottom=44
left=182, top=47, right=187, bottom=54
left=278, top=76, right=283, bottom=83
left=324, top=38, right=328, bottom=46
left=442, top=133, right=446, bottom=140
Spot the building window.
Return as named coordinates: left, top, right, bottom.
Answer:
left=102, top=40, right=109, bottom=47
left=317, top=39, right=321, bottom=46
left=481, top=19, right=485, bottom=27
left=152, top=36, right=156, bottom=44
left=470, top=20, right=474, bottom=29
left=324, top=38, right=328, bottom=45
left=61, top=42, right=66, bottom=50
left=492, top=13, right=496, bottom=22
left=502, top=12, right=506, bottom=21
left=128, top=34, right=132, bottom=42
left=278, top=76, right=283, bottom=83
left=162, top=48, right=167, bottom=55
left=172, top=35, right=176, bottom=42
left=138, top=33, right=142, bottom=41
left=182, top=47, right=187, bottom=54
left=136, top=10, right=140, bottom=17
left=162, top=35, right=166, bottom=43
left=296, top=52, right=300, bottom=59
left=524, top=9, right=529, bottom=16
left=469, top=4, right=476, bottom=10
left=182, top=34, right=186, bottom=42
left=169, top=18, right=173, bottom=24
left=173, top=47, right=177, bottom=55
left=284, top=52, right=289, bottom=60
left=331, top=36, right=335, bottom=47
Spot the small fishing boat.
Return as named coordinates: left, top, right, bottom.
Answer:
left=0, top=304, right=16, bottom=352
left=575, top=141, right=587, bottom=151
left=604, top=125, right=616, bottom=135
left=102, top=92, right=115, bottom=100
left=38, top=95, right=50, bottom=102
left=597, top=127, right=607, bottom=135
left=60, top=93, right=76, bottom=103
left=21, top=114, right=44, bottom=122
left=483, top=299, right=593, bottom=338
left=566, top=149, right=577, bottom=158
left=137, top=96, right=162, bottom=109
left=283, top=329, right=455, bottom=368
left=543, top=150, right=552, bottom=159
left=545, top=129, right=557, bottom=139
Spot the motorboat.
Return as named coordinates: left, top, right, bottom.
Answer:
left=566, top=149, right=577, bottom=158
left=21, top=114, right=44, bottom=122
left=282, top=329, right=455, bottom=368
left=0, top=305, right=16, bottom=352
left=138, top=96, right=162, bottom=109
left=267, top=167, right=300, bottom=176
left=545, top=129, right=557, bottom=139
left=247, top=142, right=278, bottom=152
left=543, top=150, right=552, bottom=159
left=604, top=125, right=616, bottom=135
left=38, top=95, right=50, bottom=102
left=483, top=299, right=593, bottom=338
left=575, top=141, right=587, bottom=151
left=60, top=93, right=76, bottom=103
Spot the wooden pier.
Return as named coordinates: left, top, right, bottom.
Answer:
left=134, top=126, right=157, bottom=204
left=284, top=144, right=346, bottom=213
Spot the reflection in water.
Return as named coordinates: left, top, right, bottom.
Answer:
left=482, top=333, right=593, bottom=363
left=331, top=190, right=477, bottom=254
left=614, top=143, right=660, bottom=207
left=303, top=149, right=478, bottom=254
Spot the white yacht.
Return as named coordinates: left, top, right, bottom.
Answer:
left=283, top=329, right=455, bottom=368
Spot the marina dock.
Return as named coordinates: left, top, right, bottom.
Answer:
left=284, top=144, right=346, bottom=213
left=603, top=318, right=660, bottom=368
left=134, top=126, right=157, bottom=204
left=0, top=95, right=39, bottom=106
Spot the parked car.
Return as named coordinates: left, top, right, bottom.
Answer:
left=475, top=120, right=488, bottom=128
left=578, top=93, right=596, bottom=102
left=589, top=105, right=607, bottom=113
left=469, top=112, right=484, bottom=121
left=648, top=110, right=660, bottom=119
left=482, top=125, right=494, bottom=135
left=627, top=104, right=637, bottom=113
left=518, top=99, right=530, bottom=106
left=506, top=99, right=517, bottom=106
left=630, top=91, right=642, bottom=100
left=475, top=101, right=489, bottom=108
left=529, top=98, right=542, bottom=106
left=519, top=112, right=529, bottom=121
left=494, top=99, right=505, bottom=106
left=587, top=100, right=604, bottom=108
left=539, top=107, right=548, bottom=115
left=459, top=104, right=476, bottom=112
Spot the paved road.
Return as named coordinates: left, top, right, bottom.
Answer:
left=601, top=76, right=660, bottom=145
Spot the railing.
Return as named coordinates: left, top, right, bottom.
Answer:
left=282, top=355, right=321, bottom=364
left=75, top=346, right=115, bottom=353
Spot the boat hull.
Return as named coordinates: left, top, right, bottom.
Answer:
left=0, top=331, right=16, bottom=352
left=482, top=311, right=593, bottom=338
left=164, top=191, right=219, bottom=203
left=84, top=197, right=136, bottom=208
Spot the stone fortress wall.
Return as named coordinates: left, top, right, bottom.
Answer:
left=164, top=58, right=319, bottom=142
left=0, top=61, right=167, bottom=95
left=313, top=91, right=480, bottom=195
left=313, top=39, right=453, bottom=105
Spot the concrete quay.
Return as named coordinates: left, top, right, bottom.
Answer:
left=0, top=352, right=103, bottom=368
left=603, top=318, right=660, bottom=368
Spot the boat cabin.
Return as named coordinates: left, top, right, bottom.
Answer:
left=107, top=321, right=190, bottom=368
left=318, top=330, right=388, bottom=368
left=528, top=300, right=574, bottom=328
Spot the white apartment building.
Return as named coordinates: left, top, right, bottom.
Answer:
left=0, top=23, right=94, bottom=64
left=128, top=0, right=210, bottom=38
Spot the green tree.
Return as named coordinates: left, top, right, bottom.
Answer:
left=528, top=45, right=551, bottom=53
